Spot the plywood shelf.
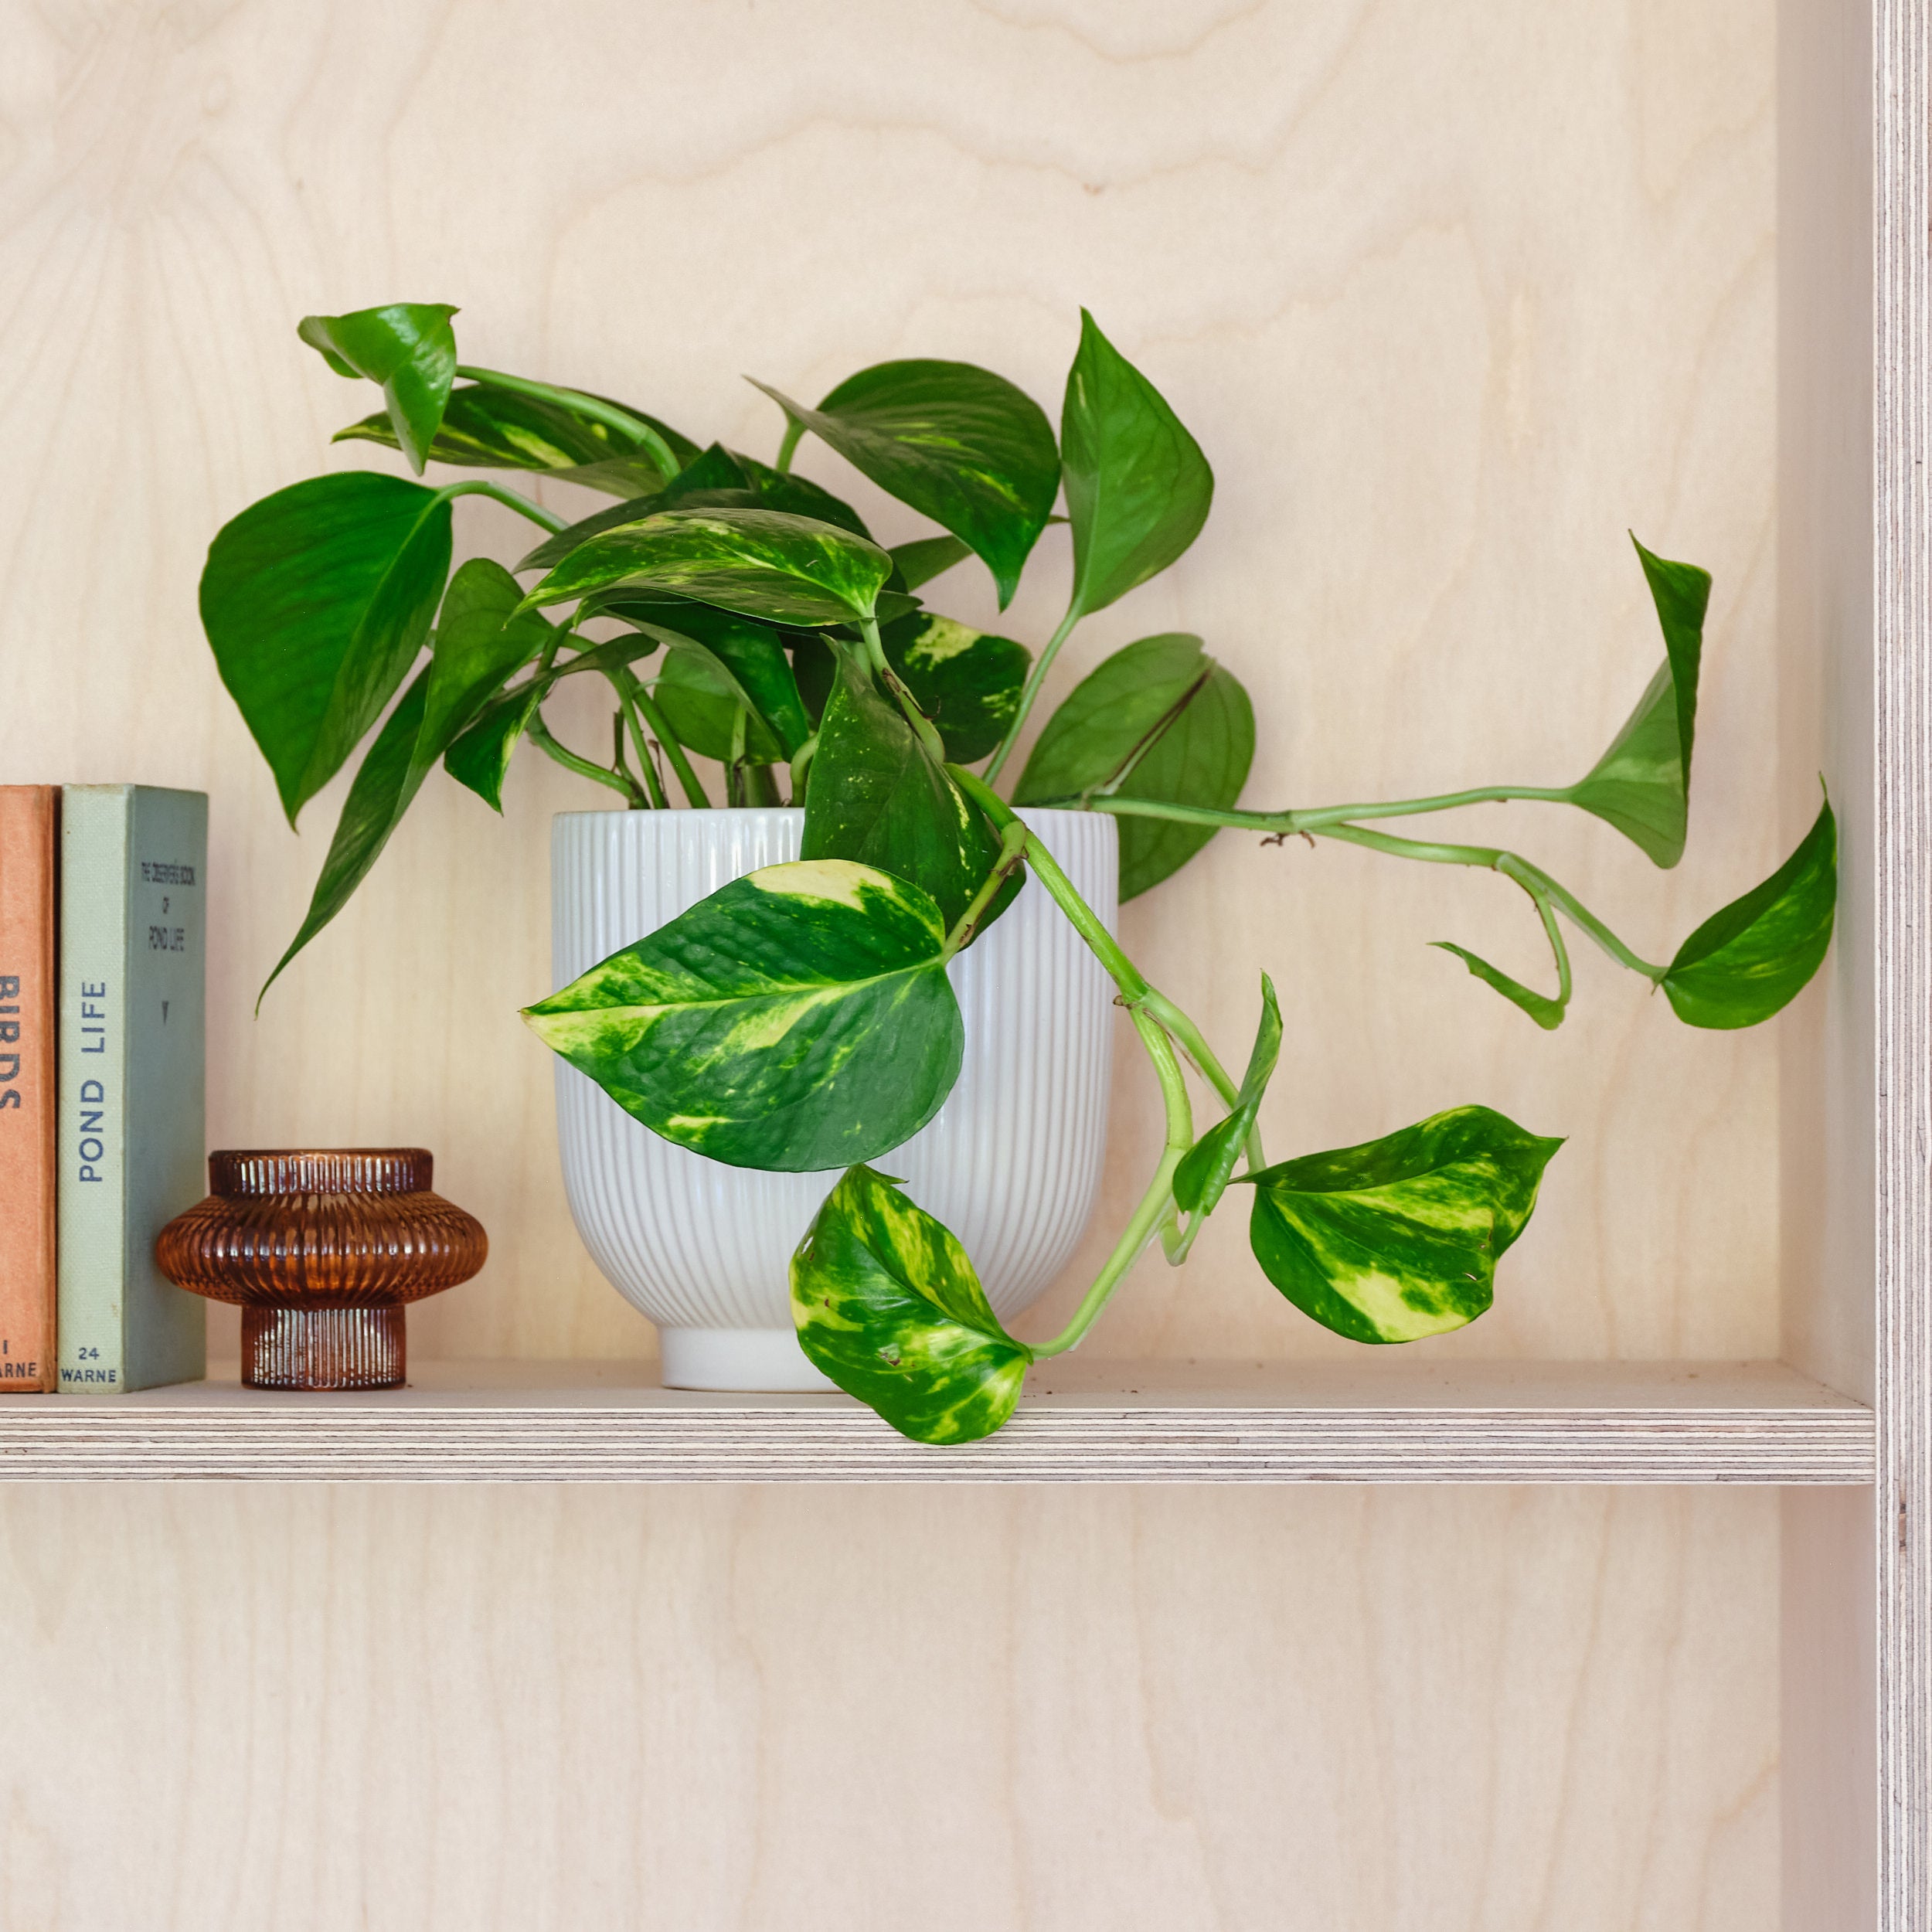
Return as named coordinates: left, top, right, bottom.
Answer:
left=0, top=1358, right=1872, bottom=1485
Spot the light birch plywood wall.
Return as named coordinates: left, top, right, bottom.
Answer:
left=2, top=0, right=1783, bottom=1366
left=0, top=1484, right=1777, bottom=1932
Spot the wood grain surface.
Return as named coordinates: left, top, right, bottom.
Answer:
left=0, top=1481, right=1777, bottom=1931
left=0, top=0, right=1787, bottom=1369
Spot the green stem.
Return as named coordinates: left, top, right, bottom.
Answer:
left=609, top=675, right=668, bottom=809
left=1315, top=823, right=1666, bottom=981
left=526, top=713, right=634, bottom=800
left=940, top=822, right=1030, bottom=961
left=434, top=478, right=568, bottom=533
left=982, top=600, right=1084, bottom=787
left=775, top=420, right=804, bottom=474
left=789, top=733, right=818, bottom=805
left=1032, top=1008, right=1192, bottom=1359
left=619, top=670, right=712, bottom=808
left=949, top=767, right=1148, bottom=999
left=1081, top=783, right=1575, bottom=838
left=455, top=365, right=682, bottom=481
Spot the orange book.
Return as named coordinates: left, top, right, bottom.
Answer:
left=0, top=787, right=56, bottom=1388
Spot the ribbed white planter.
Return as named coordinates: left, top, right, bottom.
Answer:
left=551, top=807, right=1118, bottom=1390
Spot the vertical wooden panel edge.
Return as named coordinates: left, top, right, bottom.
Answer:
left=1876, top=1, right=1930, bottom=1925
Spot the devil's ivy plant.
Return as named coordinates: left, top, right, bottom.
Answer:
left=203, top=301, right=1838, bottom=1444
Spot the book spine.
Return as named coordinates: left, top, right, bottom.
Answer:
left=0, top=788, right=57, bottom=1389
left=58, top=787, right=209, bottom=1394
left=59, top=788, right=131, bottom=1390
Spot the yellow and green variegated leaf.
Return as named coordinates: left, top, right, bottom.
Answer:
left=1563, top=538, right=1710, bottom=868
left=337, top=379, right=697, bottom=497
left=801, top=638, right=1010, bottom=930
left=522, top=861, right=963, bottom=1172
left=882, top=611, right=1031, bottom=764
left=1663, top=797, right=1836, bottom=1028
left=1173, top=974, right=1281, bottom=1219
left=751, top=359, right=1059, bottom=608
left=519, top=508, right=892, bottom=628
left=791, top=1165, right=1031, bottom=1444
left=1244, top=1105, right=1563, bottom=1345
left=299, top=302, right=459, bottom=474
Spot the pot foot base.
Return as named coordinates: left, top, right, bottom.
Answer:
left=658, top=1327, right=835, bottom=1393
left=243, top=1306, right=406, bottom=1390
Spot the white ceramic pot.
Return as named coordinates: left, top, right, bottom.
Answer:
left=550, top=807, right=1119, bottom=1389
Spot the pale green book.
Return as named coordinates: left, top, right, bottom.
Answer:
left=58, top=786, right=207, bottom=1392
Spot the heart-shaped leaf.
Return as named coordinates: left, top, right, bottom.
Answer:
left=1173, top=974, right=1281, bottom=1219
left=1433, top=942, right=1568, bottom=1030
left=263, top=560, right=552, bottom=997
left=522, top=859, right=964, bottom=1172
left=1244, top=1105, right=1563, bottom=1344
left=1662, top=797, right=1836, bottom=1027
left=802, top=639, right=1008, bottom=930
left=337, top=378, right=696, bottom=497
left=1013, top=632, right=1254, bottom=898
left=791, top=1165, right=1031, bottom=1444
left=299, top=303, right=460, bottom=474
left=201, top=472, right=454, bottom=826
left=519, top=508, right=891, bottom=628
left=880, top=612, right=1030, bottom=765
left=751, top=360, right=1059, bottom=607
left=889, top=533, right=973, bottom=590
left=1061, top=311, right=1213, bottom=616
left=1563, top=537, right=1710, bottom=867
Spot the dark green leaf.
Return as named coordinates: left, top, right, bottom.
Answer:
left=879, top=611, right=1031, bottom=764
left=298, top=302, right=458, bottom=474
left=1173, top=974, right=1281, bottom=1218
left=515, top=444, right=753, bottom=572
left=791, top=1165, right=1030, bottom=1444
left=200, top=472, right=454, bottom=826
left=730, top=454, right=873, bottom=539
left=1061, top=311, right=1213, bottom=615
left=889, top=533, right=973, bottom=590
left=1564, top=538, right=1710, bottom=867
left=1662, top=798, right=1836, bottom=1028
left=1245, top=1106, right=1563, bottom=1344
left=1432, top=943, right=1567, bottom=1030
left=652, top=648, right=788, bottom=764
left=522, top=860, right=964, bottom=1172
left=1012, top=633, right=1254, bottom=898
left=520, top=508, right=892, bottom=628
left=263, top=559, right=551, bottom=995
left=651, top=610, right=812, bottom=761
left=445, top=682, right=543, bottom=811
left=802, top=639, right=1007, bottom=929
left=750, top=359, right=1059, bottom=607
left=336, top=379, right=693, bottom=497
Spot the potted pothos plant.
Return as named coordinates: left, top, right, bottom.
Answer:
left=202, top=301, right=1836, bottom=1442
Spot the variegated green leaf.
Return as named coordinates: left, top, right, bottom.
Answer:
left=1562, top=537, right=1710, bottom=868
left=1173, top=974, right=1281, bottom=1219
left=519, top=508, right=892, bottom=628
left=1244, top=1105, right=1563, bottom=1345
left=1663, top=797, right=1836, bottom=1027
left=791, top=1165, right=1031, bottom=1444
left=883, top=612, right=1031, bottom=764
left=338, top=378, right=696, bottom=497
left=299, top=302, right=459, bottom=474
left=750, top=360, right=1059, bottom=607
left=522, top=860, right=964, bottom=1172
left=801, top=638, right=1009, bottom=930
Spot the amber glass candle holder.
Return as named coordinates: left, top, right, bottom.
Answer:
left=155, top=1149, right=488, bottom=1391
